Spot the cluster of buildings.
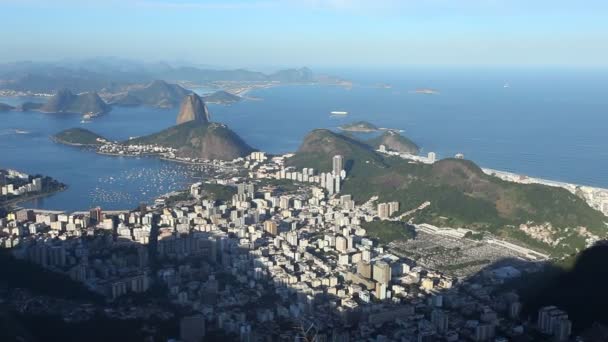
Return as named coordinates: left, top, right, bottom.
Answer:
left=0, top=169, right=43, bottom=197
left=0, top=151, right=578, bottom=341
left=97, top=142, right=177, bottom=157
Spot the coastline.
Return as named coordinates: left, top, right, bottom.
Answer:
left=1, top=186, right=67, bottom=208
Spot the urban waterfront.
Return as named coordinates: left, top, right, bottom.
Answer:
left=2, top=69, right=608, bottom=211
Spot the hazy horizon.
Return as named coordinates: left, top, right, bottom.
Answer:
left=1, top=0, right=607, bottom=68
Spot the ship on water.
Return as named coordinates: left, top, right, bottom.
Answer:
left=330, top=111, right=348, bottom=115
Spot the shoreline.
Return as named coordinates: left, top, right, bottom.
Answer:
left=1, top=186, right=67, bottom=208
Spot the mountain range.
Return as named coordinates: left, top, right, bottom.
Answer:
left=0, top=58, right=319, bottom=93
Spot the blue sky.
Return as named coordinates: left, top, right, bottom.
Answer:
left=1, top=0, right=607, bottom=68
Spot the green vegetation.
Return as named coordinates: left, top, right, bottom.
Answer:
left=126, top=121, right=254, bottom=160
left=368, top=130, right=419, bottom=154
left=338, top=121, right=379, bottom=132
left=257, top=178, right=307, bottom=193
left=200, top=183, right=236, bottom=202
left=287, top=129, right=386, bottom=172
left=163, top=191, right=193, bottom=206
left=361, top=220, right=416, bottom=244
left=53, top=127, right=107, bottom=146
left=289, top=129, right=607, bottom=255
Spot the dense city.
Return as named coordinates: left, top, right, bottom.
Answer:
left=0, top=150, right=578, bottom=341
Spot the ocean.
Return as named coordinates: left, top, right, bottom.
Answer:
left=1, top=68, right=607, bottom=211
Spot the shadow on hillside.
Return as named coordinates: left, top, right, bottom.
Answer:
left=3, top=212, right=608, bottom=341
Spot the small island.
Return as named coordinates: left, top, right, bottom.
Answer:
left=338, top=121, right=379, bottom=132
left=52, top=127, right=109, bottom=146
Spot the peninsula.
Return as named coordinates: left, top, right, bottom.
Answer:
left=53, top=127, right=109, bottom=146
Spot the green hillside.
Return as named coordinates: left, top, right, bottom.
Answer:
left=53, top=127, right=107, bottom=146
left=125, top=121, right=254, bottom=160
left=368, top=130, right=420, bottom=154
left=289, top=129, right=607, bottom=255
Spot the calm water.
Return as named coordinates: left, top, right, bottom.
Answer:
left=1, top=68, right=607, bottom=211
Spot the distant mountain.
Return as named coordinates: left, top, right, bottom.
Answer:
left=176, top=93, right=210, bottom=125
left=157, top=67, right=268, bottom=82
left=126, top=121, right=253, bottom=161
left=0, top=103, right=14, bottom=112
left=338, top=121, right=379, bottom=132
left=269, top=67, right=314, bottom=83
left=40, top=89, right=110, bottom=115
left=202, top=90, right=242, bottom=104
left=53, top=128, right=108, bottom=146
left=368, top=130, right=420, bottom=154
left=0, top=59, right=323, bottom=93
left=110, top=80, right=191, bottom=108
left=288, top=129, right=606, bottom=255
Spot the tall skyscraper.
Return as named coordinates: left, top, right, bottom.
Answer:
left=332, top=155, right=344, bottom=176
left=377, top=203, right=389, bottom=219
left=373, top=260, right=391, bottom=284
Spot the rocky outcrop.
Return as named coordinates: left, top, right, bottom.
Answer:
left=176, top=93, right=210, bottom=125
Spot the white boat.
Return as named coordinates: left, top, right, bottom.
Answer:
left=330, top=111, right=348, bottom=115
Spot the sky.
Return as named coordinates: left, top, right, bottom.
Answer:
left=0, top=0, right=607, bottom=68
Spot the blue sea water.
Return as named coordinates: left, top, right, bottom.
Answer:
left=1, top=68, right=607, bottom=211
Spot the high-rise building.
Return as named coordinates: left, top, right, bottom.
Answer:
left=427, top=152, right=436, bottom=163
left=373, top=261, right=391, bottom=284
left=537, top=306, right=571, bottom=341
left=357, top=260, right=372, bottom=278
left=332, top=155, right=344, bottom=176
left=336, top=235, right=347, bottom=252
left=377, top=203, right=389, bottom=219
left=264, top=221, right=278, bottom=235
left=388, top=202, right=400, bottom=216
left=89, top=206, right=103, bottom=223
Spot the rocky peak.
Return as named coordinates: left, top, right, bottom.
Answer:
left=176, top=93, right=210, bottom=125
